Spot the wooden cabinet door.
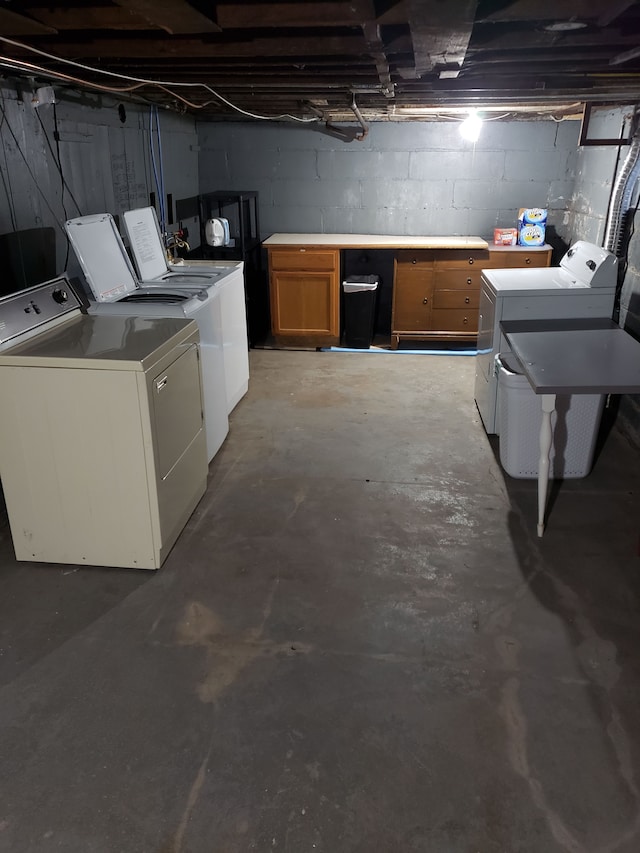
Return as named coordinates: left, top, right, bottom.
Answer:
left=270, top=269, right=339, bottom=336
left=393, top=265, right=434, bottom=331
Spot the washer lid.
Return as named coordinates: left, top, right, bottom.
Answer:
left=0, top=314, right=198, bottom=371
left=559, top=240, right=618, bottom=287
left=122, top=206, right=169, bottom=282
left=66, top=213, right=139, bottom=302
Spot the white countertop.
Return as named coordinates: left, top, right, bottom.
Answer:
left=263, top=233, right=489, bottom=249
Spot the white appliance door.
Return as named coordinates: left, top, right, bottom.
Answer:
left=217, top=267, right=249, bottom=413
left=185, top=294, right=229, bottom=460
left=66, top=214, right=139, bottom=302
left=123, top=206, right=169, bottom=282
left=151, top=342, right=204, bottom=480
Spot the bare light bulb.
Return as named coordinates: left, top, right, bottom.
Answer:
left=460, top=110, right=482, bottom=142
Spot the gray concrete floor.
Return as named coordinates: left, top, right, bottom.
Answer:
left=1, top=350, right=640, bottom=853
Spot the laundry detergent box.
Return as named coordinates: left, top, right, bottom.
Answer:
left=517, top=208, right=547, bottom=246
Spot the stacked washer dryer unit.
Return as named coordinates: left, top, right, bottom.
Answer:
left=65, top=213, right=241, bottom=463
left=0, top=276, right=207, bottom=569
left=474, top=240, right=618, bottom=434
left=122, top=206, right=249, bottom=413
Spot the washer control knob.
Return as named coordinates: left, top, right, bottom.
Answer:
left=52, top=288, right=69, bottom=304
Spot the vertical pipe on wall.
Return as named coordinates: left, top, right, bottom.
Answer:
left=604, top=133, right=640, bottom=255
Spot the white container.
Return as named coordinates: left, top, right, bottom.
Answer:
left=497, top=353, right=604, bottom=479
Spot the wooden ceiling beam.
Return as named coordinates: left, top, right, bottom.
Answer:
left=111, top=0, right=220, bottom=35
left=598, top=0, right=638, bottom=26
left=472, top=26, right=640, bottom=52
left=0, top=8, right=56, bottom=36
left=15, top=35, right=370, bottom=59
left=216, top=1, right=376, bottom=28
left=27, top=6, right=160, bottom=31
left=481, top=0, right=612, bottom=22
left=362, top=22, right=394, bottom=97
left=407, top=0, right=477, bottom=76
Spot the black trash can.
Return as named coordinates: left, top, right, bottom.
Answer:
left=342, top=275, right=379, bottom=348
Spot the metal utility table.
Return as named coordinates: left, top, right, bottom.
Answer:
left=500, top=319, right=640, bottom=536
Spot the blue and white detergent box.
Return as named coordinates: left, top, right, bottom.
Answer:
left=517, top=208, right=547, bottom=246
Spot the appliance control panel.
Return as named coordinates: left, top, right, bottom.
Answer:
left=0, top=276, right=82, bottom=347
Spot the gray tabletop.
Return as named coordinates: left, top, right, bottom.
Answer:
left=500, top=320, right=640, bottom=395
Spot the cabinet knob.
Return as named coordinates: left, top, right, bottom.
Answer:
left=468, top=258, right=474, bottom=265
left=465, top=296, right=470, bottom=304
left=467, top=277, right=472, bottom=285
left=412, top=258, right=417, bottom=264
left=422, top=297, right=428, bottom=304
left=463, top=317, right=468, bottom=324
left=525, top=257, right=531, bottom=264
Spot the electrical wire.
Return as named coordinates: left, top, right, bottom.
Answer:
left=0, top=107, right=18, bottom=232
left=0, top=37, right=321, bottom=122
left=34, top=105, right=83, bottom=216
left=148, top=106, right=166, bottom=233
left=34, top=108, right=69, bottom=268
left=0, top=56, right=148, bottom=94
left=156, top=107, right=169, bottom=234
left=0, top=92, right=69, bottom=242
left=201, top=84, right=319, bottom=122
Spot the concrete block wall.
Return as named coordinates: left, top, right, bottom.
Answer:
left=197, top=118, right=579, bottom=243
left=565, top=106, right=640, bottom=445
left=0, top=84, right=199, bottom=282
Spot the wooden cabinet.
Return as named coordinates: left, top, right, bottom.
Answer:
left=391, top=246, right=552, bottom=347
left=268, top=247, right=340, bottom=346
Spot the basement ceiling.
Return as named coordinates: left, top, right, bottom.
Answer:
left=1, top=1, right=640, bottom=123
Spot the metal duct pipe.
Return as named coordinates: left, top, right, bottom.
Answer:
left=604, top=130, right=640, bottom=255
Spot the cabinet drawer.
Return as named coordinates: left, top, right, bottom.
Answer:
left=488, top=249, right=552, bottom=268
left=430, top=308, right=478, bottom=333
left=435, top=270, right=482, bottom=290
left=269, top=248, right=338, bottom=271
left=396, top=250, right=434, bottom=268
left=434, top=250, right=490, bottom=269
left=432, top=289, right=480, bottom=310
left=395, top=264, right=434, bottom=288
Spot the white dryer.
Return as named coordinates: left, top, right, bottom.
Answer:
left=0, top=277, right=207, bottom=570
left=474, top=241, right=618, bottom=434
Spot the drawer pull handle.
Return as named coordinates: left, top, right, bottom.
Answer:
left=525, top=257, right=531, bottom=264
left=463, top=317, right=468, bottom=324
left=465, top=297, right=470, bottom=304
left=156, top=375, right=168, bottom=392
left=412, top=258, right=417, bottom=264
left=467, top=277, right=472, bottom=284
left=422, top=297, right=428, bottom=304
left=468, top=258, right=474, bottom=265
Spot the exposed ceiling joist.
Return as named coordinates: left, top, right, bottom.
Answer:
left=16, top=35, right=370, bottom=60
left=1, top=0, right=639, bottom=121
left=27, top=6, right=160, bottom=31
left=111, top=0, right=220, bottom=35
left=362, top=22, right=394, bottom=97
left=0, top=8, right=55, bottom=36
left=597, top=0, right=638, bottom=27
left=216, top=1, right=376, bottom=28
left=481, top=0, right=611, bottom=22
left=407, top=0, right=477, bottom=77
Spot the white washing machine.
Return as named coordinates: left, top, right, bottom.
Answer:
left=0, top=277, right=208, bottom=570
left=474, top=241, right=618, bottom=434
left=122, top=206, right=250, bottom=413
left=67, top=212, right=249, bottom=419
left=66, top=213, right=230, bottom=461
